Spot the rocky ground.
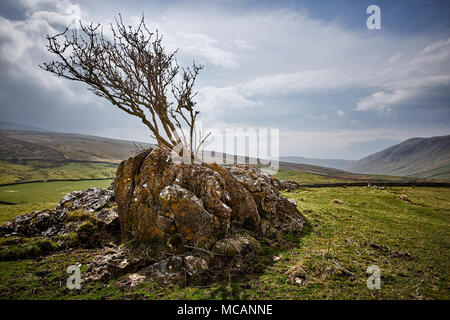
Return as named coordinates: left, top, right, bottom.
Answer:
left=0, top=147, right=305, bottom=287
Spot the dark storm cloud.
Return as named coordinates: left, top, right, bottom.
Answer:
left=0, top=0, right=27, bottom=21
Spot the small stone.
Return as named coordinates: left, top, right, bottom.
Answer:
left=183, top=256, right=208, bottom=273
left=287, top=266, right=307, bottom=286
left=127, top=273, right=146, bottom=287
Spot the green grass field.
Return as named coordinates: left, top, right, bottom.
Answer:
left=411, top=165, right=450, bottom=181
left=273, top=168, right=410, bottom=185
left=0, top=160, right=117, bottom=185
left=0, top=180, right=113, bottom=224
left=0, top=185, right=448, bottom=299
left=274, top=169, right=348, bottom=184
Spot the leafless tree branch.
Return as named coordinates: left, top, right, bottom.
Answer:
left=41, top=13, right=208, bottom=162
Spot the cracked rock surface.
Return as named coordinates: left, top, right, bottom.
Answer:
left=0, top=186, right=119, bottom=247
left=114, top=147, right=305, bottom=251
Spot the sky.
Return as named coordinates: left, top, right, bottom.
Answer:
left=0, top=0, right=449, bottom=160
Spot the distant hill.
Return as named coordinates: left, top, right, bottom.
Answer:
left=0, top=129, right=153, bottom=184
left=0, top=121, right=47, bottom=132
left=279, top=156, right=356, bottom=170
left=0, top=126, right=443, bottom=184
left=349, top=135, right=450, bottom=179
left=0, top=129, right=152, bottom=163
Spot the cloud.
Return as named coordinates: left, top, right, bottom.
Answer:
left=164, top=8, right=449, bottom=119
left=241, top=69, right=356, bottom=95
left=198, top=86, right=258, bottom=115
left=421, top=37, right=450, bottom=54
left=303, top=114, right=328, bottom=121
left=355, top=89, right=412, bottom=113
left=171, top=32, right=238, bottom=68
left=201, top=32, right=450, bottom=116
left=31, top=5, right=81, bottom=27
left=280, top=127, right=450, bottom=159
left=388, top=52, right=403, bottom=64
left=196, top=68, right=358, bottom=118
left=0, top=0, right=89, bottom=101
left=353, top=36, right=450, bottom=114
left=0, top=1, right=449, bottom=159
left=234, top=38, right=254, bottom=50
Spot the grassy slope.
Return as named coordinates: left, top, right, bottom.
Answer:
left=0, top=129, right=150, bottom=184
left=0, top=130, right=150, bottom=163
left=279, top=156, right=356, bottom=170
left=410, top=165, right=450, bottom=180
left=274, top=168, right=409, bottom=185
left=274, top=168, right=349, bottom=184
left=0, top=186, right=448, bottom=299
left=0, top=160, right=117, bottom=185
left=0, top=180, right=113, bottom=224
left=350, top=135, right=450, bottom=178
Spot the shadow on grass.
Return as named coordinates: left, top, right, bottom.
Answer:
left=189, top=222, right=312, bottom=299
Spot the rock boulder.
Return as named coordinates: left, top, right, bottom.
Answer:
left=0, top=187, right=120, bottom=247
left=114, top=147, right=305, bottom=251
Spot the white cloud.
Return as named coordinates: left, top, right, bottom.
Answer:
left=352, top=37, right=450, bottom=114
left=388, top=52, right=403, bottom=64
left=171, top=32, right=238, bottom=68
left=150, top=8, right=449, bottom=117
left=421, top=37, right=450, bottom=54
left=196, top=68, right=358, bottom=118
left=31, top=5, right=81, bottom=27
left=304, top=114, right=328, bottom=121
left=0, top=0, right=89, bottom=101
left=234, top=38, right=254, bottom=50
left=355, top=89, right=412, bottom=113
left=9, top=3, right=446, bottom=118
left=241, top=69, right=356, bottom=95
left=198, top=86, right=258, bottom=115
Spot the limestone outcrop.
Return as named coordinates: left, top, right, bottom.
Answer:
left=114, top=147, right=305, bottom=252
left=0, top=187, right=120, bottom=248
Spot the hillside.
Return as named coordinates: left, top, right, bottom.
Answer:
left=198, top=151, right=408, bottom=184
left=275, top=161, right=411, bottom=185
left=349, top=135, right=450, bottom=179
left=0, top=129, right=152, bottom=184
left=0, top=121, right=47, bottom=132
left=0, top=130, right=151, bottom=163
left=0, top=127, right=437, bottom=185
left=279, top=156, right=356, bottom=170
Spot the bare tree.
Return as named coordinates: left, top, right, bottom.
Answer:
left=41, top=14, right=209, bottom=162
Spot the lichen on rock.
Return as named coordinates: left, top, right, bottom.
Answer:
left=114, top=147, right=305, bottom=252
left=0, top=187, right=120, bottom=251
